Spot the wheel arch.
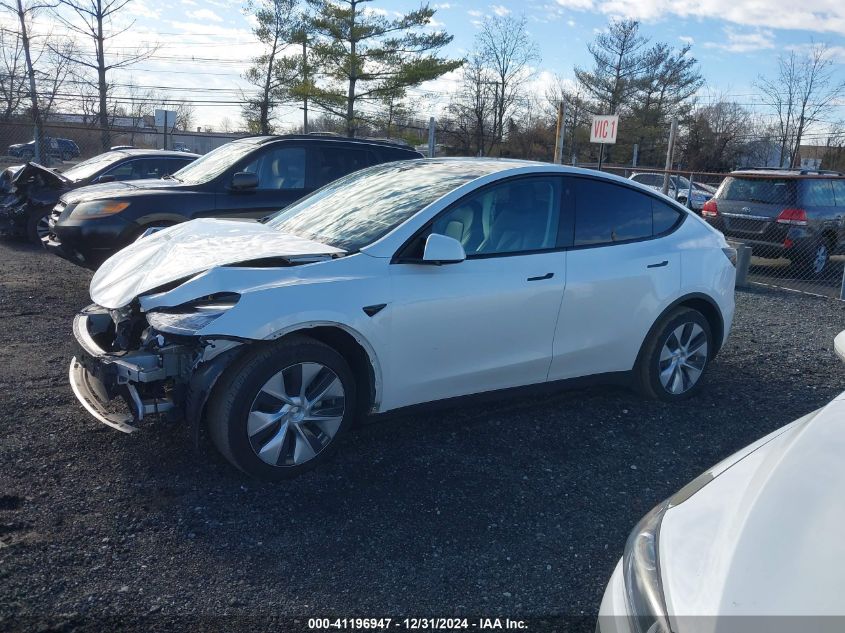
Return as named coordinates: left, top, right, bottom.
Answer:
left=636, top=292, right=726, bottom=368
left=266, top=321, right=382, bottom=417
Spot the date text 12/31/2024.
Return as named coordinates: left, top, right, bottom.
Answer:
left=308, top=618, right=528, bottom=630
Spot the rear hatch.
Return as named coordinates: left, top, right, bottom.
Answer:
left=715, top=176, right=797, bottom=237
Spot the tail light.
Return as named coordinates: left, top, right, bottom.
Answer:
left=701, top=199, right=718, bottom=217
left=776, top=208, right=808, bottom=226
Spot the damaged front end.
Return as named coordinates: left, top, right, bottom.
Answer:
left=69, top=299, right=244, bottom=434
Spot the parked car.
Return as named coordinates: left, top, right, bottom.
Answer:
left=44, top=135, right=424, bottom=268
left=0, top=149, right=197, bottom=242
left=597, top=330, right=845, bottom=633
left=68, top=158, right=736, bottom=479
left=701, top=168, right=845, bottom=277
left=629, top=172, right=714, bottom=211
left=8, top=137, right=80, bottom=162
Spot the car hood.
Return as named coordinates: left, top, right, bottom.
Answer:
left=62, top=177, right=186, bottom=204
left=12, top=162, right=70, bottom=190
left=659, top=392, right=845, bottom=621
left=90, top=218, right=345, bottom=309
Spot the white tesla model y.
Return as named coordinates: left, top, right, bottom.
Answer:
left=69, top=159, right=736, bottom=478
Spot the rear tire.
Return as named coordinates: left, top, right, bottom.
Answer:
left=207, top=336, right=357, bottom=480
left=788, top=239, right=829, bottom=279
left=635, top=307, right=712, bottom=402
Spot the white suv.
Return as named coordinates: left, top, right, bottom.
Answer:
left=69, top=159, right=736, bottom=479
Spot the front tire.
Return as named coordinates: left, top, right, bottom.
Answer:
left=635, top=307, right=712, bottom=401
left=26, top=210, right=50, bottom=244
left=207, top=336, right=356, bottom=480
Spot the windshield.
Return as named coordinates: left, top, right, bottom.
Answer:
left=61, top=152, right=126, bottom=181
left=720, top=177, right=797, bottom=204
left=172, top=140, right=258, bottom=184
left=267, top=160, right=508, bottom=251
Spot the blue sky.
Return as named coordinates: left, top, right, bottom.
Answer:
left=8, top=0, right=845, bottom=128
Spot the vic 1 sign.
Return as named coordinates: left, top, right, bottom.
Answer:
left=590, top=115, right=619, bottom=144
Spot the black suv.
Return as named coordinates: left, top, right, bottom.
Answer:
left=44, top=135, right=424, bottom=268
left=0, top=149, right=197, bottom=242
left=702, top=168, right=845, bottom=276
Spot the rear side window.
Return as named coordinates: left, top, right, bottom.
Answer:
left=720, top=177, right=797, bottom=204
left=831, top=180, right=845, bottom=208
left=574, top=179, right=653, bottom=245
left=801, top=180, right=836, bottom=207
left=312, top=146, right=374, bottom=188
left=653, top=200, right=683, bottom=235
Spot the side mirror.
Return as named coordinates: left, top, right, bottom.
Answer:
left=96, top=174, right=116, bottom=183
left=835, top=331, right=845, bottom=363
left=231, top=171, right=259, bottom=190
left=422, top=233, right=466, bottom=265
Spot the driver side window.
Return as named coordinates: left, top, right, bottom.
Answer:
left=430, top=177, right=563, bottom=257
left=241, top=146, right=306, bottom=190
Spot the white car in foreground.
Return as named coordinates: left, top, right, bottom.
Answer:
left=69, top=158, right=736, bottom=479
left=598, top=331, right=845, bottom=633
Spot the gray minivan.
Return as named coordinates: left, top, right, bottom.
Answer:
left=701, top=168, right=845, bottom=277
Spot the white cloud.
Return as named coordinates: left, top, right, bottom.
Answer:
left=679, top=35, right=695, bottom=44
left=467, top=9, right=482, bottom=17
left=554, top=0, right=845, bottom=37
left=433, top=2, right=451, bottom=8
left=704, top=27, right=775, bottom=53
left=491, top=4, right=511, bottom=15
left=186, top=8, right=223, bottom=22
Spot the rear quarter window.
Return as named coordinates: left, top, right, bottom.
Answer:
left=800, top=179, right=836, bottom=207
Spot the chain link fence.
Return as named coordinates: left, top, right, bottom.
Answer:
left=2, top=116, right=845, bottom=301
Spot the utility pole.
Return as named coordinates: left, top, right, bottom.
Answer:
left=301, top=34, right=308, bottom=134
left=427, top=116, right=435, bottom=158
left=662, top=117, right=678, bottom=195
left=553, top=101, right=566, bottom=165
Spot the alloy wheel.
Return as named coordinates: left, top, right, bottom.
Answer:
left=812, top=244, right=829, bottom=275
left=35, top=214, right=51, bottom=240
left=247, top=362, right=345, bottom=467
left=658, top=323, right=708, bottom=395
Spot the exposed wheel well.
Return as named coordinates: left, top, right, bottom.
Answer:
left=821, top=229, right=837, bottom=250
left=675, top=296, right=724, bottom=354
left=278, top=326, right=376, bottom=417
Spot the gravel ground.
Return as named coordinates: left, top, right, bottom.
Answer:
left=1, top=239, right=844, bottom=632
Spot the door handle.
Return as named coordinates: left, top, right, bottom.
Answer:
left=527, top=272, right=554, bottom=281
left=647, top=260, right=669, bottom=268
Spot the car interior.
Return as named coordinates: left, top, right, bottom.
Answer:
left=433, top=179, right=559, bottom=255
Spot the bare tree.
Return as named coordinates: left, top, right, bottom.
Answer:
left=443, top=51, right=498, bottom=156
left=0, top=28, right=27, bottom=119
left=122, top=79, right=157, bottom=144
left=0, top=0, right=57, bottom=162
left=756, top=45, right=845, bottom=167
left=545, top=76, right=590, bottom=163
left=476, top=14, right=539, bottom=147
left=52, top=0, right=156, bottom=150
left=174, top=100, right=195, bottom=131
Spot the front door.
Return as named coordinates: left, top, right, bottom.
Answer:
left=383, top=176, right=568, bottom=411
left=213, top=144, right=312, bottom=219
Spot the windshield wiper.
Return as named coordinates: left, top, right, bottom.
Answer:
left=163, top=174, right=182, bottom=182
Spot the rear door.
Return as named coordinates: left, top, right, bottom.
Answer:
left=212, top=143, right=312, bottom=219
left=549, top=178, right=682, bottom=380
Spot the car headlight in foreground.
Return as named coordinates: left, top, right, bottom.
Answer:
left=622, top=469, right=715, bottom=633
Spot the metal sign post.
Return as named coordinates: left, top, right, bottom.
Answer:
left=590, top=114, right=618, bottom=171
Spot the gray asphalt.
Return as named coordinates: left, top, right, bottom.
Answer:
left=1, top=239, right=844, bottom=632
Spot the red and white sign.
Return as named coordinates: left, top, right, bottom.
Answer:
left=590, top=115, right=619, bottom=144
